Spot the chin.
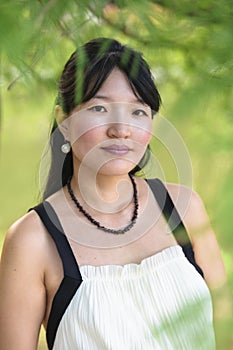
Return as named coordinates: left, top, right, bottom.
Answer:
left=98, top=159, right=137, bottom=176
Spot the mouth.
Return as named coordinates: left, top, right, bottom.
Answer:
left=101, top=144, right=132, bottom=155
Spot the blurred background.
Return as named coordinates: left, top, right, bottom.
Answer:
left=0, top=1, right=232, bottom=349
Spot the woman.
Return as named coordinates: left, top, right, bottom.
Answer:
left=0, top=38, right=226, bottom=349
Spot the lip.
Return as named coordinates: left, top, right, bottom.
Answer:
left=101, top=144, right=131, bottom=155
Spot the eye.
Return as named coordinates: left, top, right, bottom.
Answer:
left=132, top=109, right=148, bottom=117
left=88, top=105, right=107, bottom=113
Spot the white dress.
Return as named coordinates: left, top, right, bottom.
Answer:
left=52, top=245, right=215, bottom=350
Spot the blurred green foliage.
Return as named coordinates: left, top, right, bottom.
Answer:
left=0, top=0, right=232, bottom=349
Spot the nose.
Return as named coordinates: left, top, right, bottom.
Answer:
left=107, top=122, right=131, bottom=139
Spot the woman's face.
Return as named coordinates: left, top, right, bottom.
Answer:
left=64, top=68, right=153, bottom=176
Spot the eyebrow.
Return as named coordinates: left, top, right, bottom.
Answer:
left=93, top=94, right=146, bottom=105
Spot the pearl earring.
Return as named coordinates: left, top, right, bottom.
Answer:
left=61, top=141, right=71, bottom=154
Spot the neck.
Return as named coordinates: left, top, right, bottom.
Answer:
left=71, top=165, right=134, bottom=214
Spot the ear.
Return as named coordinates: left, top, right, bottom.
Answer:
left=54, top=105, right=69, bottom=140
left=55, top=105, right=67, bottom=124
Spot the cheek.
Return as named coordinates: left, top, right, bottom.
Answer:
left=71, top=129, right=101, bottom=151
left=133, top=123, right=152, bottom=146
left=70, top=126, right=109, bottom=168
left=140, top=130, right=152, bottom=144
left=68, top=113, right=103, bottom=144
left=69, top=118, right=104, bottom=147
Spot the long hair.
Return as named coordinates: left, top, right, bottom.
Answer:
left=43, top=38, right=161, bottom=199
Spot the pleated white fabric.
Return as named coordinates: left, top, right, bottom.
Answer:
left=52, top=245, right=215, bottom=350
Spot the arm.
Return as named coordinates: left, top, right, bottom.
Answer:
left=0, top=212, right=47, bottom=350
left=184, top=190, right=226, bottom=289
left=166, top=183, right=227, bottom=289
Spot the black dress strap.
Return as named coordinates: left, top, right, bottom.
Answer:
left=31, top=202, right=83, bottom=350
left=147, top=178, right=204, bottom=277
left=32, top=201, right=82, bottom=280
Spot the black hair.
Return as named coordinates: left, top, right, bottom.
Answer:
left=42, top=38, right=161, bottom=199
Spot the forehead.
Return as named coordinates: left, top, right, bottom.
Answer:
left=92, top=68, right=142, bottom=104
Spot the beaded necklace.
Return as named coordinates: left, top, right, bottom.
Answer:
left=67, top=174, right=138, bottom=234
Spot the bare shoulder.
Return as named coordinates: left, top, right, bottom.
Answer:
left=1, top=209, right=50, bottom=269
left=165, top=181, right=201, bottom=203
left=164, top=182, right=207, bottom=231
